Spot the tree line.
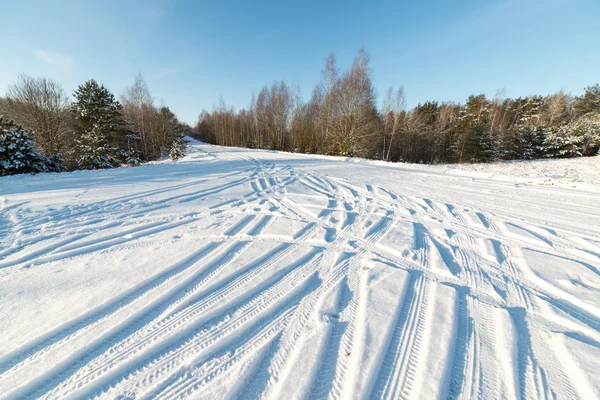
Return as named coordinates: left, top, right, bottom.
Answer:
left=194, top=48, right=600, bottom=163
left=1, top=74, right=190, bottom=176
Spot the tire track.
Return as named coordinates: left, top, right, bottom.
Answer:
left=6, top=240, right=250, bottom=400
left=446, top=288, right=473, bottom=399
left=0, top=241, right=224, bottom=377
left=328, top=259, right=369, bottom=400
left=260, top=253, right=352, bottom=400
left=148, top=273, right=318, bottom=400
left=370, top=272, right=433, bottom=400
left=42, top=242, right=290, bottom=397
left=307, top=275, right=353, bottom=399
left=79, top=250, right=322, bottom=400
left=0, top=217, right=200, bottom=269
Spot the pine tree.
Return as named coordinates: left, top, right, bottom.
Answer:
left=573, top=84, right=600, bottom=117
left=504, top=96, right=547, bottom=159
left=544, top=117, right=600, bottom=158
left=0, top=117, right=61, bottom=175
left=462, top=121, right=498, bottom=162
left=155, top=107, right=180, bottom=158
left=112, top=122, right=142, bottom=166
left=170, top=137, right=187, bottom=160
left=74, top=126, right=118, bottom=169
left=71, top=80, right=130, bottom=169
left=455, top=95, right=492, bottom=162
left=514, top=127, right=547, bottom=159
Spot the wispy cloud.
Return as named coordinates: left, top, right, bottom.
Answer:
left=150, top=65, right=187, bottom=79
left=34, top=49, right=74, bottom=72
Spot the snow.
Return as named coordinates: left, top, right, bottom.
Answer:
left=0, top=138, right=599, bottom=399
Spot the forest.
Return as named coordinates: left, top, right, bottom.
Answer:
left=2, top=47, right=599, bottom=177
left=194, top=48, right=600, bottom=164
left=0, top=74, right=190, bottom=176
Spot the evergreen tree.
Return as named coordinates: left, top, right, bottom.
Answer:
left=73, top=126, right=119, bottom=169
left=116, top=124, right=142, bottom=165
left=71, top=80, right=130, bottom=169
left=154, top=107, right=180, bottom=158
left=170, top=137, right=187, bottom=160
left=544, top=117, right=600, bottom=158
left=518, top=96, right=544, bottom=127
left=0, top=117, right=61, bottom=175
left=463, top=121, right=498, bottom=162
left=455, top=95, right=491, bottom=162
left=514, top=127, right=547, bottom=159
left=573, top=84, right=600, bottom=117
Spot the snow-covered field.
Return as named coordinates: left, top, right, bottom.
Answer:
left=1, top=139, right=599, bottom=399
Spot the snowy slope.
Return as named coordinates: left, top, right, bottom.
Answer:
left=0, top=139, right=599, bottom=399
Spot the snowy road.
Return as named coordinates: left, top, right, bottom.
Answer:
left=1, top=140, right=599, bottom=399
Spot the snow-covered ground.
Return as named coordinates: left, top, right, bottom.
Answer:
left=1, top=138, right=599, bottom=399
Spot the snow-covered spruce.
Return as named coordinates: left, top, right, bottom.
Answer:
left=544, top=116, right=600, bottom=158
left=169, top=137, right=188, bottom=160
left=0, top=117, right=62, bottom=176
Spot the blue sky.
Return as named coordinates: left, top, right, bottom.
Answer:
left=1, top=0, right=599, bottom=125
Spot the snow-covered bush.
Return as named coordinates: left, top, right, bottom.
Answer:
left=170, top=137, right=187, bottom=160
left=0, top=117, right=61, bottom=176
left=544, top=117, right=600, bottom=158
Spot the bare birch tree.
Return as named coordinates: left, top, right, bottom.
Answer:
left=121, top=73, right=153, bottom=158
left=382, top=86, right=405, bottom=160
